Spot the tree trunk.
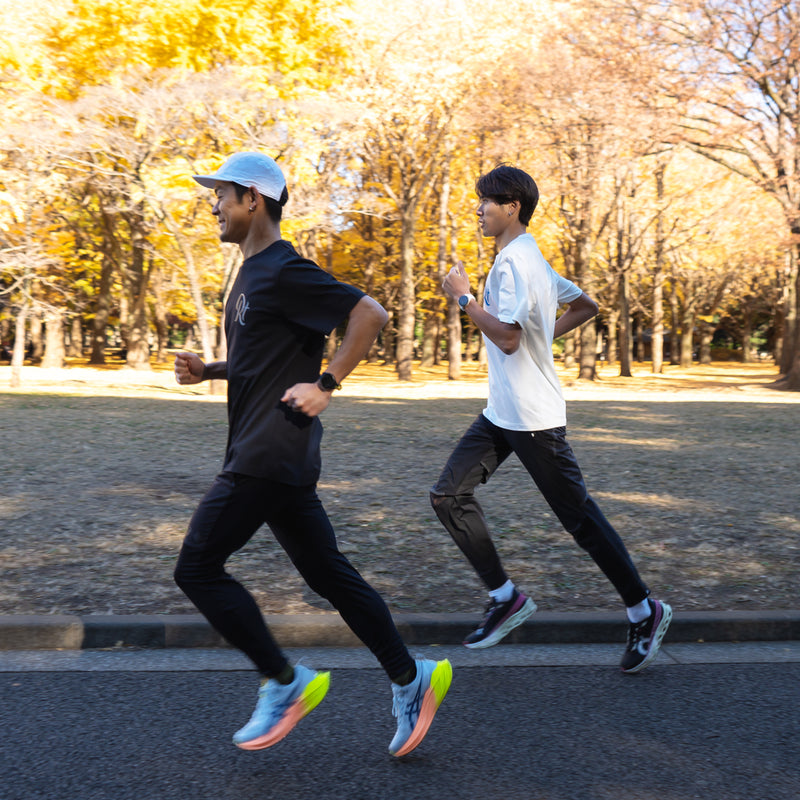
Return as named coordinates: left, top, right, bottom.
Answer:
left=42, top=309, right=65, bottom=369
left=382, top=310, right=395, bottom=365
left=180, top=236, right=214, bottom=363
left=326, top=331, right=338, bottom=363
left=618, top=271, right=632, bottom=377
left=635, top=312, right=646, bottom=362
left=741, top=303, right=754, bottom=363
left=776, top=354, right=800, bottom=390
left=474, top=222, right=488, bottom=370
left=90, top=253, right=114, bottom=365
left=124, top=217, right=152, bottom=370
left=68, top=316, right=83, bottom=358
left=563, top=332, right=575, bottom=369
left=158, top=208, right=215, bottom=363
left=578, top=319, right=597, bottom=380
left=780, top=241, right=800, bottom=375
left=680, top=310, right=694, bottom=368
left=669, top=279, right=680, bottom=365
left=606, top=308, right=619, bottom=366
left=150, top=263, right=169, bottom=364
left=699, top=322, right=713, bottom=364
left=10, top=303, right=28, bottom=387
left=651, top=163, right=665, bottom=374
left=420, top=312, right=438, bottom=368
left=118, top=287, right=130, bottom=353
left=779, top=243, right=799, bottom=383
left=395, top=210, right=417, bottom=381
left=29, top=309, right=43, bottom=362
left=444, top=193, right=462, bottom=380
left=574, top=227, right=597, bottom=380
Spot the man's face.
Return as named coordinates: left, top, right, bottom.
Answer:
left=476, top=195, right=513, bottom=238
left=212, top=181, right=251, bottom=243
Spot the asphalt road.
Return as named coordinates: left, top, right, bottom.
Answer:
left=1, top=645, right=798, bottom=800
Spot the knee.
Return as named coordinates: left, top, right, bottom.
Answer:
left=430, top=490, right=458, bottom=521
left=173, top=549, right=208, bottom=590
left=173, top=556, right=190, bottom=590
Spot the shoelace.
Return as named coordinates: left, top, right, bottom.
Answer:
left=626, top=618, right=649, bottom=649
left=481, top=598, right=503, bottom=621
left=391, top=683, right=407, bottom=717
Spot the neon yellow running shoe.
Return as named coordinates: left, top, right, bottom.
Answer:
left=233, top=665, right=330, bottom=751
left=389, top=658, right=452, bottom=757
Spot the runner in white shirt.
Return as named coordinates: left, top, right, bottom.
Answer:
left=433, top=164, right=672, bottom=674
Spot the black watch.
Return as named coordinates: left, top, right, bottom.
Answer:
left=317, top=371, right=341, bottom=392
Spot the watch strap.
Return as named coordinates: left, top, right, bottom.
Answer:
left=317, top=371, right=341, bottom=392
left=458, top=293, right=476, bottom=309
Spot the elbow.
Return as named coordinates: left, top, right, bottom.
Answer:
left=376, top=305, right=389, bottom=329
left=367, top=296, right=389, bottom=328
left=369, top=304, right=389, bottom=334
left=579, top=294, right=599, bottom=320
left=500, top=342, right=519, bottom=355
left=356, top=296, right=388, bottom=330
left=500, top=332, right=522, bottom=355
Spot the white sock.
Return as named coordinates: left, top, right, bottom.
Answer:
left=489, top=579, right=515, bottom=604
left=627, top=598, right=652, bottom=623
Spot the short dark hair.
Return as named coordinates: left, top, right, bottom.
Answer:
left=475, top=164, right=539, bottom=225
left=232, top=182, right=289, bottom=222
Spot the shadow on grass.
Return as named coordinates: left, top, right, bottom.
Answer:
left=1, top=393, right=798, bottom=614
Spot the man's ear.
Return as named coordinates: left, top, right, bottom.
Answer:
left=248, top=186, right=259, bottom=212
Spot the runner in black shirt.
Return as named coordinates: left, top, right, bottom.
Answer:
left=173, top=151, right=451, bottom=756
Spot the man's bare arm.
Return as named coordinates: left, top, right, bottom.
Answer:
left=553, top=292, right=599, bottom=339
left=281, top=295, right=388, bottom=417
left=174, top=352, right=227, bottom=384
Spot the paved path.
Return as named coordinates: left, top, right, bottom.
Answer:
left=2, top=644, right=799, bottom=800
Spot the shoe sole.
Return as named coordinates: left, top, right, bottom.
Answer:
left=391, top=659, right=453, bottom=757
left=464, top=597, right=538, bottom=649
left=234, top=671, right=331, bottom=751
left=621, top=603, right=673, bottom=674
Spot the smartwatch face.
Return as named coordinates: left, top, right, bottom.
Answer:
left=320, top=372, right=338, bottom=391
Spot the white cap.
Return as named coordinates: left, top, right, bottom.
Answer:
left=193, top=152, right=286, bottom=201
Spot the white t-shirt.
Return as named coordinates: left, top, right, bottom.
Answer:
left=482, top=232, right=582, bottom=431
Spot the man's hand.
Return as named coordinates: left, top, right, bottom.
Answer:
left=281, top=382, right=332, bottom=418
left=442, top=261, right=472, bottom=301
left=174, top=351, right=205, bottom=385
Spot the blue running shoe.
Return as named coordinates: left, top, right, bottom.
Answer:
left=389, top=658, right=452, bottom=757
left=233, top=664, right=330, bottom=750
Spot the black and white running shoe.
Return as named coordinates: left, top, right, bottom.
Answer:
left=463, top=589, right=537, bottom=649
left=620, top=599, right=673, bottom=674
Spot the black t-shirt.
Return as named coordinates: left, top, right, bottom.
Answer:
left=222, top=239, right=364, bottom=484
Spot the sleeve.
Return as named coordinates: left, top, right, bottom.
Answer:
left=554, top=272, right=582, bottom=304
left=277, top=257, right=365, bottom=334
left=494, top=256, right=529, bottom=325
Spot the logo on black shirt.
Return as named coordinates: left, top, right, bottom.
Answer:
left=234, top=293, right=250, bottom=326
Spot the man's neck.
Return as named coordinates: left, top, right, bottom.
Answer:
left=240, top=225, right=282, bottom=260
left=495, top=223, right=527, bottom=252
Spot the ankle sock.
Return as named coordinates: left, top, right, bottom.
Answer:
left=627, top=598, right=652, bottom=624
left=489, top=579, right=515, bottom=604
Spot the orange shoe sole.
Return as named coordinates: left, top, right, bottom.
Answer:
left=235, top=671, right=330, bottom=751
left=392, top=660, right=452, bottom=757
